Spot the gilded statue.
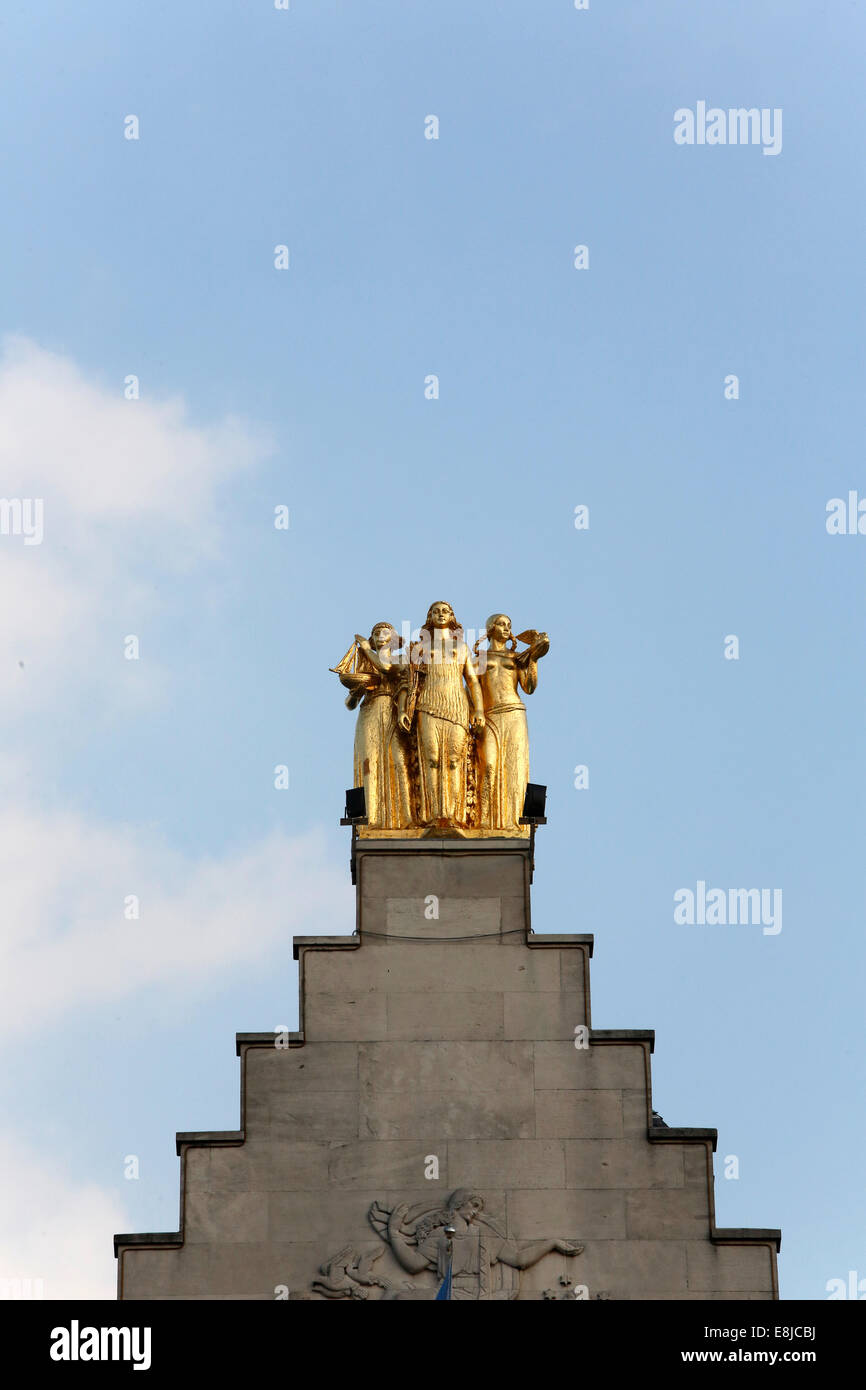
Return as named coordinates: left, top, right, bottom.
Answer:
left=403, top=601, right=485, bottom=829
left=474, top=614, right=549, bottom=832
left=330, top=622, right=412, bottom=830
left=332, top=600, right=549, bottom=838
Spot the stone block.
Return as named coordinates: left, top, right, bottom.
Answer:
left=184, top=1191, right=269, bottom=1245
left=534, top=1040, right=648, bottom=1091
left=269, top=1089, right=359, bottom=1141
left=120, top=1246, right=211, bottom=1298
left=356, top=895, right=386, bottom=931
left=206, top=1242, right=319, bottom=1298
left=683, top=1143, right=713, bottom=1188
left=241, top=1078, right=270, bottom=1135
left=386, top=990, right=504, bottom=1040
left=303, top=989, right=388, bottom=1042
left=244, top=1042, right=358, bottom=1096
left=358, top=1039, right=533, bottom=1095
left=319, top=940, right=559, bottom=993
left=577, top=1239, right=688, bottom=1294
left=535, top=1089, right=623, bottom=1139
left=626, top=1187, right=711, bottom=1239
left=359, top=852, right=525, bottom=902
left=183, top=1147, right=211, bottom=1191
left=446, top=1139, right=565, bottom=1189
left=559, top=949, right=589, bottom=994
left=500, top=898, right=528, bottom=934
left=622, top=1088, right=650, bottom=1136
left=359, top=1086, right=534, bottom=1141
left=185, top=1146, right=250, bottom=1194
left=565, top=1139, right=684, bottom=1189
left=507, top=1188, right=627, bottom=1241
left=385, top=896, right=501, bottom=939
left=686, top=1241, right=777, bottom=1292
left=243, top=1140, right=330, bottom=1191
left=328, top=1141, right=447, bottom=1189
left=268, top=1189, right=383, bottom=1245
left=505, top=992, right=587, bottom=1039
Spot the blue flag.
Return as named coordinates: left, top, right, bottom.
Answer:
left=435, top=1261, right=453, bottom=1301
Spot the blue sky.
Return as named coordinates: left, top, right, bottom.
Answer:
left=0, top=0, right=863, bottom=1299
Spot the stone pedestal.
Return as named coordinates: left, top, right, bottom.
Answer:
left=115, top=840, right=780, bottom=1300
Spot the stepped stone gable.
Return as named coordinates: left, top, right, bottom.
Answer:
left=115, top=840, right=780, bottom=1300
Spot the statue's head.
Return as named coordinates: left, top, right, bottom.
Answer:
left=486, top=613, right=513, bottom=643
left=369, top=622, right=399, bottom=651
left=424, top=600, right=459, bottom=633
left=447, top=1189, right=484, bottom=1222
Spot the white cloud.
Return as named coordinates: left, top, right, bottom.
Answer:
left=0, top=335, right=263, bottom=519
left=0, top=809, right=352, bottom=1035
left=0, top=1137, right=130, bottom=1300
left=0, top=337, right=271, bottom=712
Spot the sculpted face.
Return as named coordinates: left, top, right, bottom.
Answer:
left=428, top=601, right=455, bottom=629
left=371, top=623, right=395, bottom=650
left=487, top=614, right=512, bottom=644
left=454, top=1194, right=483, bottom=1222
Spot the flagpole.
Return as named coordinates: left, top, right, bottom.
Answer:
left=436, top=1224, right=456, bottom=1301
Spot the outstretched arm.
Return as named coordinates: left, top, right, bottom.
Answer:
left=515, top=633, right=549, bottom=695
left=355, top=636, right=394, bottom=674
left=497, top=1237, right=583, bottom=1270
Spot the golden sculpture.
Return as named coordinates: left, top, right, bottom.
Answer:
left=331, top=622, right=413, bottom=831
left=474, top=615, right=549, bottom=833
left=332, top=601, right=549, bottom=838
left=405, top=601, right=485, bottom=829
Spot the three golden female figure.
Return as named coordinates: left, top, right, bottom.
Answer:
left=331, top=601, right=549, bottom=835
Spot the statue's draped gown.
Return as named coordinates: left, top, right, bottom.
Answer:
left=354, top=673, right=412, bottom=829
left=415, top=642, right=471, bottom=825
left=479, top=700, right=530, bottom=831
